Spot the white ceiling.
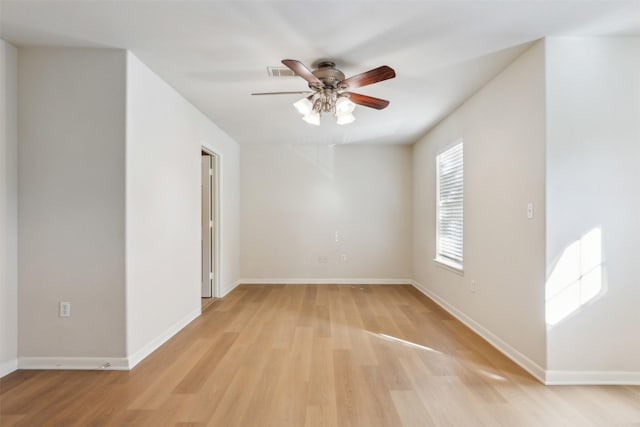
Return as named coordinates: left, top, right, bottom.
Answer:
left=2, top=1, right=639, bottom=145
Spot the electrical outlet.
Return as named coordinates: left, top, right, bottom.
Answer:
left=59, top=301, right=71, bottom=317
left=341, top=253, right=348, bottom=262
left=470, top=280, right=477, bottom=293
left=318, top=256, right=328, bottom=264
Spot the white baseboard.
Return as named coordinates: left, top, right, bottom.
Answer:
left=0, top=358, right=18, bottom=378
left=15, top=308, right=202, bottom=372
left=411, top=280, right=547, bottom=384
left=126, top=307, right=200, bottom=369
left=18, top=357, right=129, bottom=371
left=545, top=370, right=640, bottom=385
left=238, top=278, right=413, bottom=285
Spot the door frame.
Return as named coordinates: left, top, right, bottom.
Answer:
left=201, top=148, right=221, bottom=298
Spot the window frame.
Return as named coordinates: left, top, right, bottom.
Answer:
left=434, top=139, right=464, bottom=273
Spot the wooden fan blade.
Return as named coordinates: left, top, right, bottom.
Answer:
left=251, top=91, right=313, bottom=95
left=281, top=59, right=323, bottom=86
left=339, top=66, right=395, bottom=89
left=346, top=92, right=390, bottom=110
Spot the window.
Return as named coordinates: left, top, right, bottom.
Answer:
left=436, top=140, right=463, bottom=270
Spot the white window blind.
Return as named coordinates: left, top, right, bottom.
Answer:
left=436, top=141, right=463, bottom=267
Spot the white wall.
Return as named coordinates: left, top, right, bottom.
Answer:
left=125, top=53, right=241, bottom=360
left=0, top=40, right=18, bottom=377
left=18, top=48, right=127, bottom=359
left=545, top=37, right=640, bottom=376
left=412, top=42, right=547, bottom=373
left=240, top=144, right=412, bottom=281
left=212, top=138, right=241, bottom=295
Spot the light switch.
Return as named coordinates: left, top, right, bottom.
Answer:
left=527, top=202, right=534, bottom=219
left=59, top=301, right=71, bottom=317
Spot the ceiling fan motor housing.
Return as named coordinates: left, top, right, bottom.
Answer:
left=311, top=61, right=345, bottom=89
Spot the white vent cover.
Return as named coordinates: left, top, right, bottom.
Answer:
left=267, top=66, right=296, bottom=77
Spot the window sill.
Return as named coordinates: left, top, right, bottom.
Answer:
left=433, top=257, right=464, bottom=275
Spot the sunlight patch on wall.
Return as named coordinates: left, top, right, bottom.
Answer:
left=546, top=227, right=604, bottom=327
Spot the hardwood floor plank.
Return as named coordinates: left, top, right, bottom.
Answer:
left=172, top=333, right=239, bottom=394
left=332, top=349, right=368, bottom=427
left=328, top=290, right=352, bottom=350
left=238, top=349, right=287, bottom=426
left=128, top=338, right=213, bottom=409
left=360, top=365, right=405, bottom=426
left=0, top=414, right=25, bottom=427
left=390, top=390, right=435, bottom=427
left=368, top=337, right=413, bottom=391
left=1, top=284, right=638, bottom=426
left=341, top=289, right=379, bottom=366
left=307, top=337, right=339, bottom=425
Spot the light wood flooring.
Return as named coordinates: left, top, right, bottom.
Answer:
left=1, top=284, right=639, bottom=426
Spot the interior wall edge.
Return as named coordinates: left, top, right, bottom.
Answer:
left=0, top=39, right=18, bottom=380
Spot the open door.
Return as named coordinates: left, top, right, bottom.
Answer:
left=201, top=153, right=213, bottom=298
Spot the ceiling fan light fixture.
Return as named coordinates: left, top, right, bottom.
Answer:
left=302, top=111, right=321, bottom=126
left=336, top=96, right=356, bottom=114
left=336, top=113, right=355, bottom=125
left=256, top=59, right=394, bottom=127
left=293, top=97, right=313, bottom=115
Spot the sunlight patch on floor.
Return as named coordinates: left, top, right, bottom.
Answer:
left=373, top=332, right=441, bottom=353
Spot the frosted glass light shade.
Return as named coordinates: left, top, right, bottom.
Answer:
left=293, top=97, right=313, bottom=115
left=336, top=97, right=356, bottom=114
left=336, top=113, right=355, bottom=125
left=303, top=111, right=320, bottom=126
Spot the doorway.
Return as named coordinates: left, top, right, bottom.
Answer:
left=201, top=149, right=219, bottom=303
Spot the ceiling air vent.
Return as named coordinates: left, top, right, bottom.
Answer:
left=267, top=66, right=297, bottom=77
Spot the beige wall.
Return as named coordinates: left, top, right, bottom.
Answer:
left=412, top=42, right=547, bottom=373
left=18, top=48, right=127, bottom=359
left=0, top=40, right=18, bottom=377
left=545, top=37, right=640, bottom=377
left=240, top=144, right=412, bottom=281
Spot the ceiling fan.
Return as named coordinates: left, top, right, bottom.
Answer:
left=252, top=59, right=396, bottom=125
